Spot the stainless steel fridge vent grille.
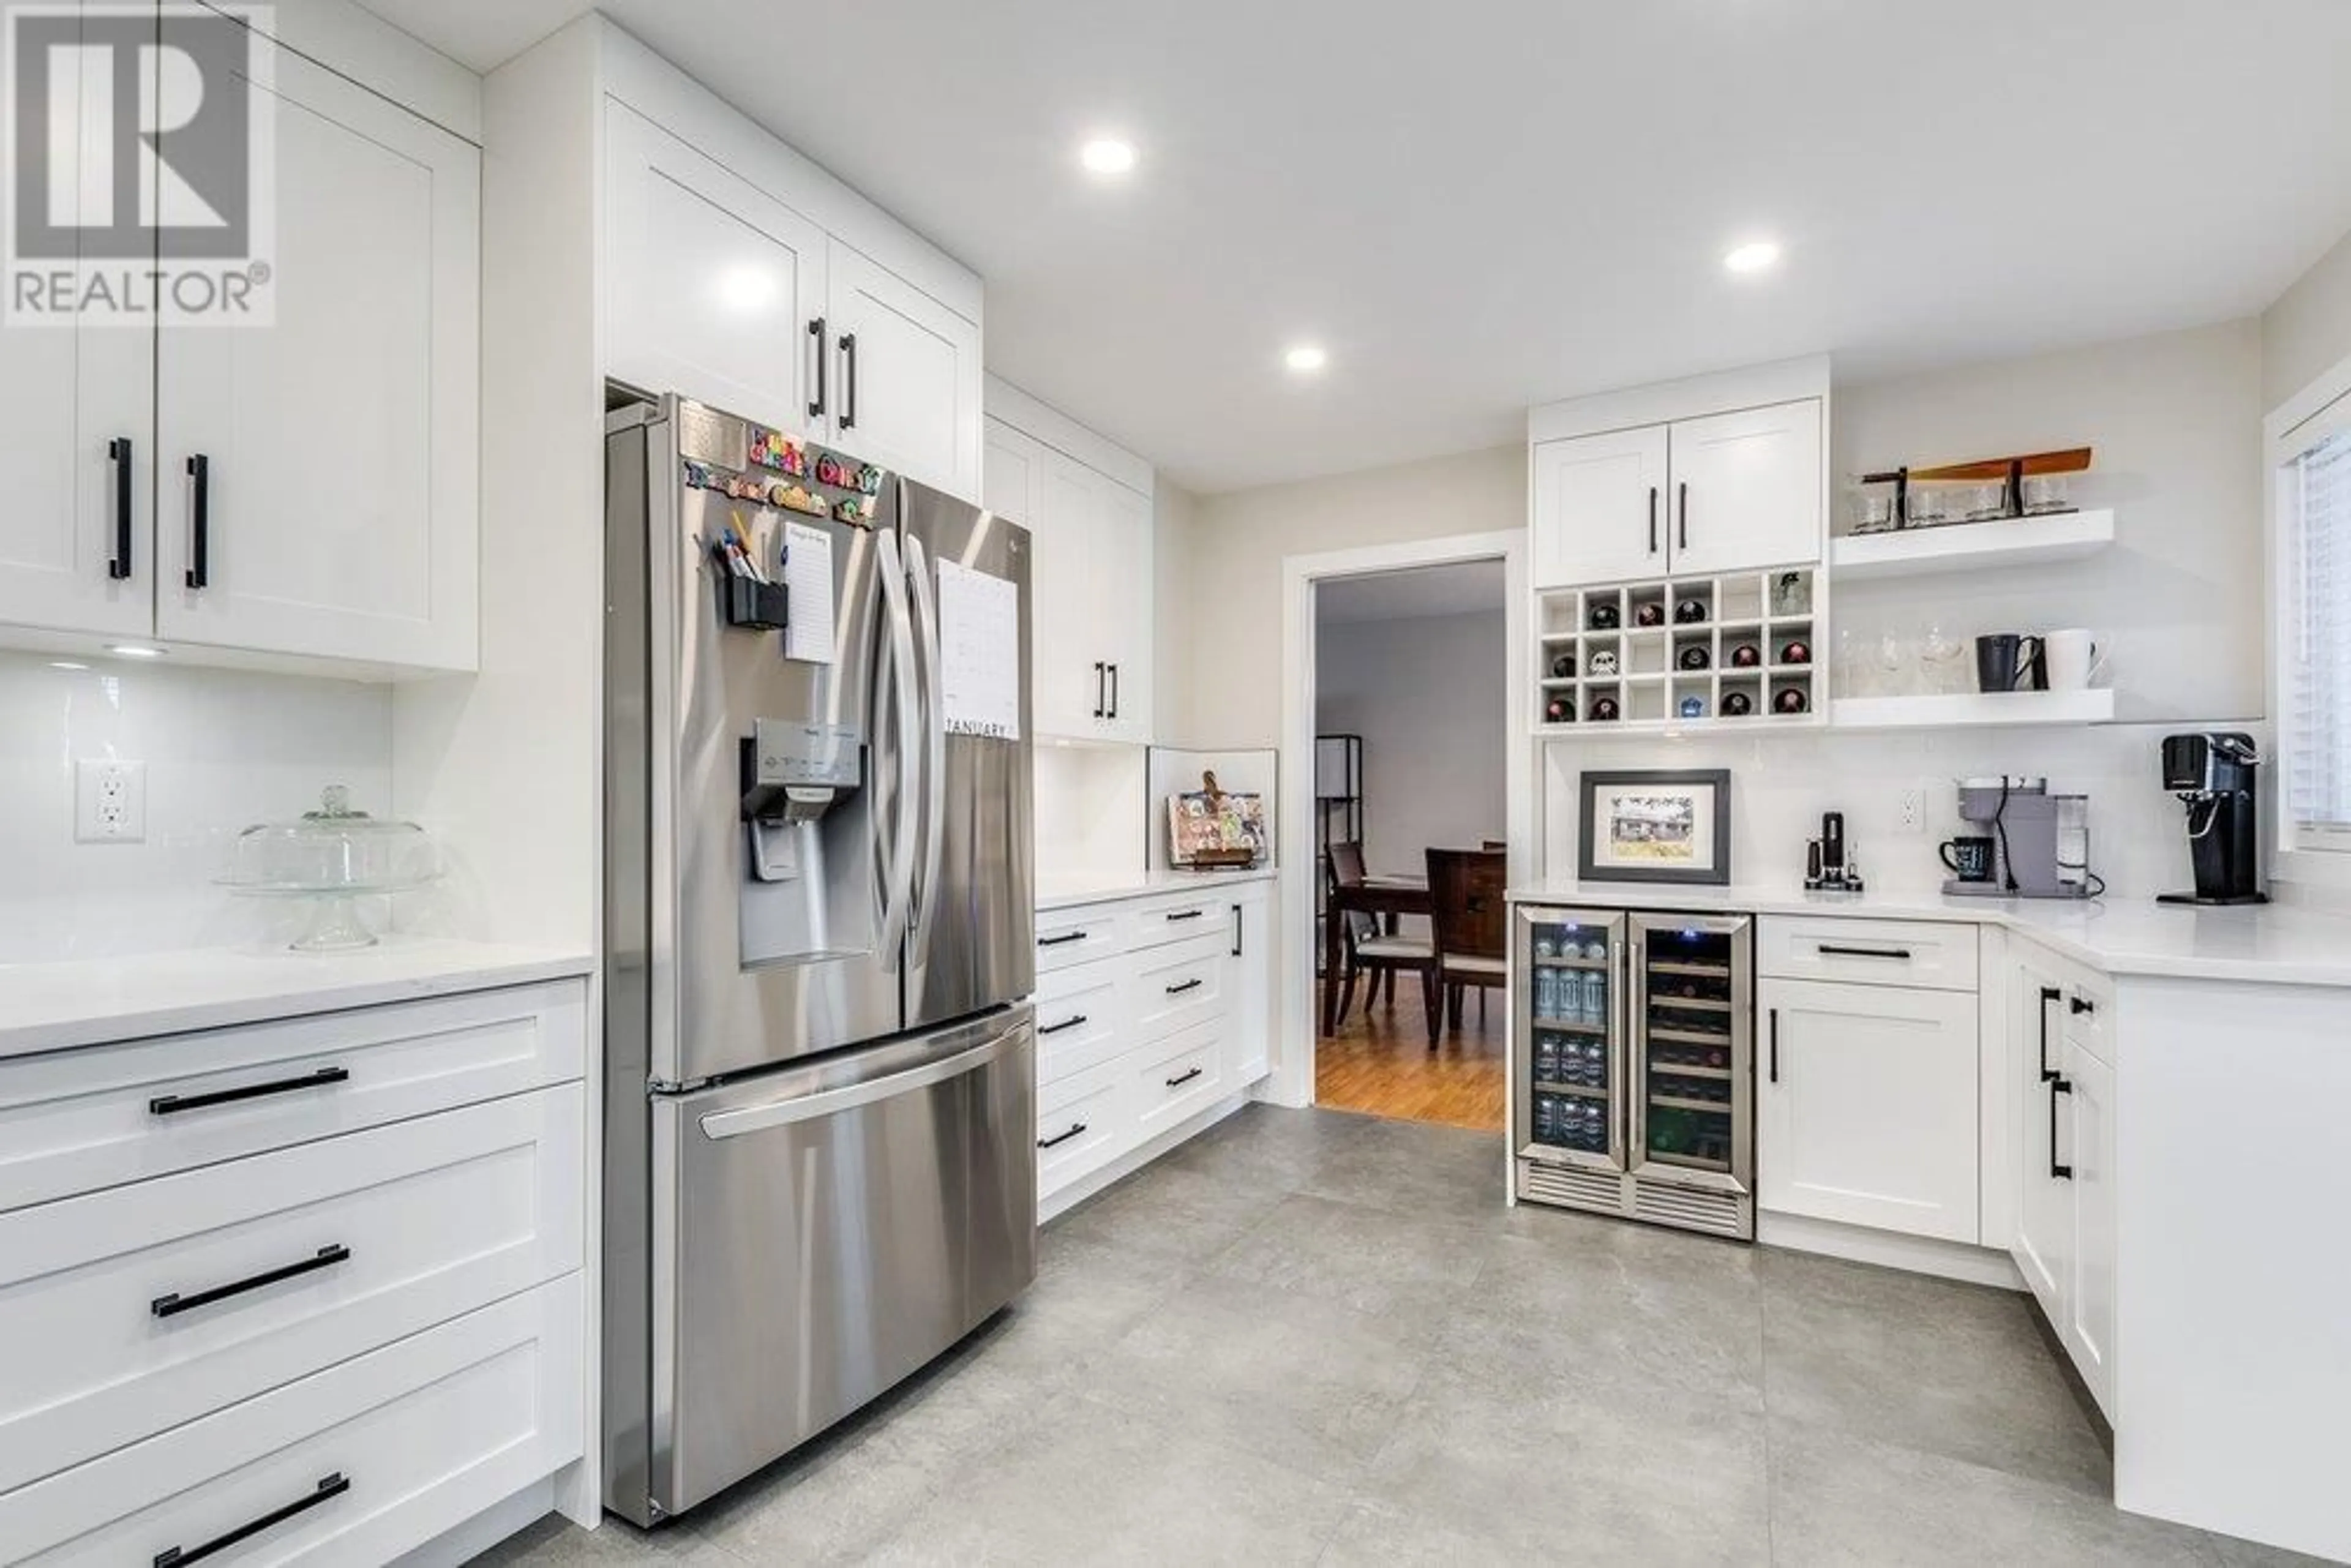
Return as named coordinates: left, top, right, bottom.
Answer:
left=1520, top=1160, right=1625, bottom=1214
left=1632, top=1180, right=1749, bottom=1238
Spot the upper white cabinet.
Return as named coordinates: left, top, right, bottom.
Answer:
left=602, top=77, right=983, bottom=502
left=984, top=380, right=1155, bottom=744
left=1532, top=399, right=1823, bottom=588
left=604, top=104, right=828, bottom=443
left=157, top=41, right=479, bottom=670
left=1531, top=425, right=1670, bottom=589
left=1757, top=976, right=1980, bottom=1243
left=0, top=19, right=479, bottom=672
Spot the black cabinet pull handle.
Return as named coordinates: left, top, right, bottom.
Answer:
left=184, top=453, right=210, bottom=589
left=1037, top=1123, right=1088, bottom=1150
left=1231, top=903, right=1243, bottom=958
left=1164, top=1065, right=1204, bottom=1088
left=1038, top=931, right=1088, bottom=948
left=109, top=437, right=134, bottom=579
left=808, top=317, right=828, bottom=418
left=1768, top=1007, right=1780, bottom=1084
left=2069, top=995, right=2096, bottom=1016
left=1165, top=909, right=1205, bottom=923
left=1817, top=944, right=1912, bottom=961
left=153, top=1244, right=351, bottom=1319
left=150, top=1064, right=349, bottom=1116
left=1677, top=481, right=1689, bottom=552
left=2049, top=1076, right=2074, bottom=1180
left=1038, top=1015, right=1087, bottom=1035
left=1647, top=486, right=1659, bottom=555
left=2038, top=986, right=2061, bottom=1083
left=1092, top=661, right=1106, bottom=719
left=154, top=1472, right=349, bottom=1567
left=1164, top=977, right=1204, bottom=996
left=839, top=331, right=858, bottom=429
left=1108, top=662, right=1119, bottom=720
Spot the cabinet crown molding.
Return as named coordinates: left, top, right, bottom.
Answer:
left=1528, top=354, right=1831, bottom=446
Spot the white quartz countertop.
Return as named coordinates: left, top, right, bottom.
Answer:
left=1038, top=866, right=1278, bottom=911
left=1504, top=881, right=2351, bottom=988
left=0, top=938, right=597, bottom=1059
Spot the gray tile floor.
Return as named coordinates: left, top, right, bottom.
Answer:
left=478, top=1107, right=2328, bottom=1567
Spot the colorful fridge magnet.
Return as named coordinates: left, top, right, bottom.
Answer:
left=682, top=460, right=715, bottom=490
left=856, top=463, right=884, bottom=496
left=815, top=452, right=852, bottom=489
left=832, top=495, right=877, bottom=525
left=778, top=484, right=828, bottom=517
left=748, top=429, right=801, bottom=472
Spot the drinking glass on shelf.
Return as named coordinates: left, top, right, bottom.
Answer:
left=1835, top=626, right=1873, bottom=697
left=1919, top=622, right=1968, bottom=694
left=1876, top=631, right=1914, bottom=694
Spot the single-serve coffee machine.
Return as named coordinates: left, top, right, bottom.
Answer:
left=1943, top=777, right=2096, bottom=899
left=2159, top=732, right=2269, bottom=906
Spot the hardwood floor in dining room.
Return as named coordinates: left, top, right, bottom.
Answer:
left=1316, top=972, right=1505, bottom=1132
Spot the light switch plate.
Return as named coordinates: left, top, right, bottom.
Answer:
left=75, top=758, right=146, bottom=843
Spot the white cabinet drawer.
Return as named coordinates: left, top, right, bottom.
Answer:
left=0, top=979, right=587, bottom=1214
left=0, top=1273, right=583, bottom=1566
left=1127, top=891, right=1228, bottom=951
left=0, top=1084, right=583, bottom=1493
left=2061, top=971, right=2115, bottom=1068
left=1035, top=907, right=1125, bottom=973
left=1757, top=917, right=1979, bottom=992
left=1131, top=932, right=1229, bottom=1043
left=1035, top=959, right=1127, bottom=1086
left=1133, top=1019, right=1226, bottom=1141
left=1036, top=1059, right=1128, bottom=1195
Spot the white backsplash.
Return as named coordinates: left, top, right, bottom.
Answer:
left=1541, top=719, right=2271, bottom=902
left=0, top=653, right=394, bottom=962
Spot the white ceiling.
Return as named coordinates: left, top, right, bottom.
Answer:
left=362, top=0, right=2351, bottom=495
left=1316, top=561, right=1506, bottom=626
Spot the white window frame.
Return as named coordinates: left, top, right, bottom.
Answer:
left=2266, top=350, right=2351, bottom=888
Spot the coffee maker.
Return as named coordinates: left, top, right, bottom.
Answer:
left=2159, top=732, right=2268, bottom=906
left=1943, top=777, right=2096, bottom=899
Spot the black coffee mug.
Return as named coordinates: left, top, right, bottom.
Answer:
left=1976, top=633, right=2045, bottom=693
left=1940, top=835, right=1995, bottom=882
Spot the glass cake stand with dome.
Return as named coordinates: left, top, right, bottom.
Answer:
left=219, top=785, right=442, bottom=951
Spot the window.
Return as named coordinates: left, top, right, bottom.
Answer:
left=2279, top=399, right=2351, bottom=855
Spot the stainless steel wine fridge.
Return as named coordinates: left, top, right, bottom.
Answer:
left=1511, top=904, right=1756, bottom=1239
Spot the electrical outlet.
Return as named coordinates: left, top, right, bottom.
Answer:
left=75, top=758, right=146, bottom=843
left=1896, top=786, right=1926, bottom=836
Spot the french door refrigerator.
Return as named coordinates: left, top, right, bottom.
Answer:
left=1513, top=907, right=1755, bottom=1239
left=602, top=396, right=1037, bottom=1526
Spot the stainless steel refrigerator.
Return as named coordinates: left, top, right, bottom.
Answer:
left=1511, top=906, right=1755, bottom=1239
left=602, top=396, right=1038, bottom=1526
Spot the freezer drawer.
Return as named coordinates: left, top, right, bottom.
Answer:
left=639, top=1007, right=1036, bottom=1521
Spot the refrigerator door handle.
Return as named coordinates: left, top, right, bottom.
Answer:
left=903, top=534, right=948, bottom=969
left=696, top=1018, right=1029, bottom=1139
left=872, top=530, right=920, bottom=967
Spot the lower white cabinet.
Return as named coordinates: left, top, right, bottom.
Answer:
left=2064, top=1038, right=2117, bottom=1418
left=1758, top=978, right=1981, bottom=1242
left=2011, top=952, right=2072, bottom=1311
left=1032, top=880, right=1273, bottom=1208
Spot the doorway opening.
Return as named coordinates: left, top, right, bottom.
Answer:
left=1273, top=533, right=1530, bottom=1133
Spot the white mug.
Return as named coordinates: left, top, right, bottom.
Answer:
left=2044, top=629, right=2107, bottom=691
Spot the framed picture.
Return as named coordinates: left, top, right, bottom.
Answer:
left=1577, top=769, right=1732, bottom=885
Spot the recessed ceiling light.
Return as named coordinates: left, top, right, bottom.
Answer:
left=1284, top=343, right=1329, bottom=374
left=107, top=644, right=165, bottom=659
left=1723, top=240, right=1782, bottom=275
left=1079, top=138, right=1137, bottom=176
left=47, top=659, right=89, bottom=671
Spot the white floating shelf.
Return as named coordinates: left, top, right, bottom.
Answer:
left=1829, top=509, right=2115, bottom=581
left=1831, top=689, right=2116, bottom=731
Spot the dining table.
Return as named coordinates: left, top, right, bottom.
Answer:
left=1321, top=872, right=1433, bottom=1035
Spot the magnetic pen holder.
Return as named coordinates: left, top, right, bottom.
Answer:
left=721, top=577, right=790, bottom=632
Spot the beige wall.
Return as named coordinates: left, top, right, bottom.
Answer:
left=2263, top=226, right=2351, bottom=411
left=1172, top=446, right=1524, bottom=748
left=1152, top=479, right=1199, bottom=748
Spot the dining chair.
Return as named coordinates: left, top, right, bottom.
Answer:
left=1425, top=847, right=1509, bottom=1042
left=1324, top=841, right=1436, bottom=1029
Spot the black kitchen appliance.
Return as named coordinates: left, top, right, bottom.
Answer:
left=2158, top=732, right=2268, bottom=906
left=1804, top=810, right=1863, bottom=892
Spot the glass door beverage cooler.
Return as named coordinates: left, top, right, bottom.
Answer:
left=1513, top=905, right=1755, bottom=1239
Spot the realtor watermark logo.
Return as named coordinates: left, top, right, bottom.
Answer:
left=4, top=3, right=274, bottom=325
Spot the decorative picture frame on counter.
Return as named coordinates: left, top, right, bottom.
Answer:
left=1577, top=769, right=1733, bottom=885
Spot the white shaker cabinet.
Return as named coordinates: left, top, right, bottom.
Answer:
left=2064, top=1035, right=2117, bottom=1418
left=984, top=388, right=1155, bottom=743
left=604, top=103, right=830, bottom=447
left=1757, top=977, right=1981, bottom=1243
left=1663, top=401, right=1823, bottom=577
left=827, top=242, right=983, bottom=500
left=155, top=40, right=481, bottom=670
left=1530, top=425, right=1669, bottom=590
left=2010, top=957, right=2072, bottom=1313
